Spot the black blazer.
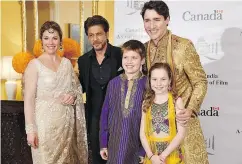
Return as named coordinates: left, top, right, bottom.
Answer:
left=78, top=43, right=123, bottom=111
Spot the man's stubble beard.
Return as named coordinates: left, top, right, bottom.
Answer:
left=93, top=41, right=107, bottom=52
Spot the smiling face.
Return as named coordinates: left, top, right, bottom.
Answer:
left=150, top=68, right=171, bottom=95
left=143, top=9, right=169, bottom=43
left=41, top=29, right=61, bottom=55
left=87, top=25, right=108, bottom=51
left=122, top=50, right=145, bottom=78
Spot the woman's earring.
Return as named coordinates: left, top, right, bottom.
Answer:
left=41, top=45, right=44, bottom=52
left=59, top=43, right=63, bottom=51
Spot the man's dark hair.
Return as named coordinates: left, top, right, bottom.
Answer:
left=84, top=15, right=109, bottom=35
left=141, top=1, right=170, bottom=20
left=121, top=40, right=146, bottom=59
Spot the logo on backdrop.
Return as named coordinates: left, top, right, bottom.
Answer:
left=183, top=10, right=223, bottom=21
left=199, top=106, right=220, bottom=116
left=195, top=37, right=220, bottom=59
left=195, top=37, right=222, bottom=64
left=205, top=135, right=215, bottom=155
left=125, top=0, right=147, bottom=15
left=116, top=28, right=147, bottom=40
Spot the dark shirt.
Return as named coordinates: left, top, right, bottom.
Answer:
left=89, top=44, right=112, bottom=116
left=90, top=50, right=111, bottom=89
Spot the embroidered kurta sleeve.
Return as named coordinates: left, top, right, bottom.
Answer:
left=24, top=60, right=38, bottom=133
left=183, top=41, right=208, bottom=113
left=99, top=82, right=112, bottom=149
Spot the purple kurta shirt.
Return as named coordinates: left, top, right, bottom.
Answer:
left=100, top=74, right=147, bottom=164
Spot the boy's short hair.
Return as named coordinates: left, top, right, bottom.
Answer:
left=121, top=40, right=146, bottom=59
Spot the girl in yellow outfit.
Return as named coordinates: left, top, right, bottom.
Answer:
left=140, top=63, right=186, bottom=164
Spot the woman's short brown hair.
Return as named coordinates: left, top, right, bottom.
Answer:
left=40, top=21, right=63, bottom=41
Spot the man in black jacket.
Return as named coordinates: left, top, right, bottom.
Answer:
left=78, top=15, right=122, bottom=164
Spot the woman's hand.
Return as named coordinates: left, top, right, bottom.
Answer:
left=61, top=93, right=76, bottom=105
left=27, top=133, right=38, bottom=149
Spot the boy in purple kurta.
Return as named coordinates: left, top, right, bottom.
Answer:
left=100, top=40, right=147, bottom=164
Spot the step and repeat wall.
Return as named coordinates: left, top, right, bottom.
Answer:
left=114, top=1, right=242, bottom=163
